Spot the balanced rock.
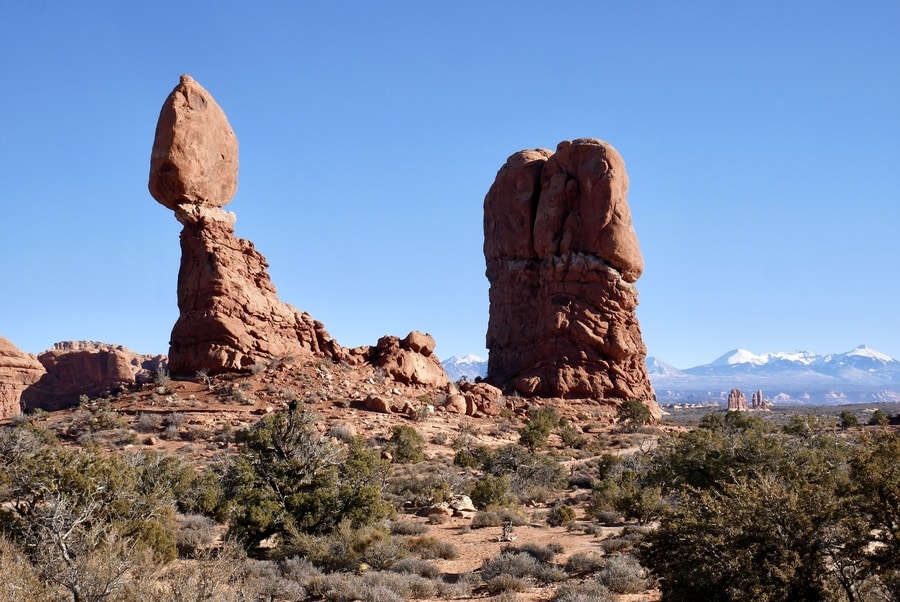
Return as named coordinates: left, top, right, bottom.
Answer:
left=0, top=336, right=45, bottom=419
left=149, top=75, right=345, bottom=375
left=149, top=74, right=239, bottom=210
left=484, top=139, right=657, bottom=418
left=21, top=341, right=164, bottom=411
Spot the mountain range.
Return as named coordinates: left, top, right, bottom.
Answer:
left=648, top=345, right=900, bottom=405
left=442, top=346, right=900, bottom=406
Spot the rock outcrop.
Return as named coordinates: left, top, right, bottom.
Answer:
left=0, top=336, right=45, bottom=419
left=21, top=341, right=165, bottom=412
left=368, top=332, right=450, bottom=388
left=728, top=388, right=748, bottom=411
left=484, top=138, right=657, bottom=417
left=149, top=75, right=345, bottom=375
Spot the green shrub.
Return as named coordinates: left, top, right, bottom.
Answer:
left=220, top=410, right=392, bottom=551
left=547, top=502, right=577, bottom=527
left=470, top=474, right=517, bottom=509
left=519, top=406, right=562, bottom=450
left=388, top=425, right=425, bottom=463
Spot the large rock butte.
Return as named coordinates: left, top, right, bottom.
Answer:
left=0, top=336, right=45, bottom=419
left=20, top=341, right=164, bottom=412
left=484, top=138, right=657, bottom=417
left=149, top=75, right=345, bottom=374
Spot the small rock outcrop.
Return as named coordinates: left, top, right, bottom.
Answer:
left=0, top=336, right=45, bottom=419
left=368, top=332, right=450, bottom=389
left=483, top=138, right=657, bottom=418
left=728, top=388, right=748, bottom=411
left=21, top=341, right=164, bottom=411
left=149, top=75, right=344, bottom=375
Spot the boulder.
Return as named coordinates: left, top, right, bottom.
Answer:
left=149, top=74, right=239, bottom=210
left=368, top=332, right=450, bottom=388
left=458, top=381, right=502, bottom=416
left=484, top=138, right=658, bottom=420
left=0, top=336, right=46, bottom=419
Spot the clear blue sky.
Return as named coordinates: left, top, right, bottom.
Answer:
left=2, top=1, right=898, bottom=369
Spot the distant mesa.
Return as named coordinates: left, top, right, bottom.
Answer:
left=19, top=341, right=164, bottom=413
left=483, top=138, right=658, bottom=419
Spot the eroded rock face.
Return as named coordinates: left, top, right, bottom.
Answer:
left=21, top=341, right=164, bottom=412
left=149, top=75, right=345, bottom=375
left=484, top=139, right=657, bottom=417
left=0, top=336, right=45, bottom=419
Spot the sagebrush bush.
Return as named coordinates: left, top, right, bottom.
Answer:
left=552, top=579, right=613, bottom=602
left=547, top=502, right=577, bottom=527
left=597, top=554, right=649, bottom=594
left=564, top=551, right=606, bottom=575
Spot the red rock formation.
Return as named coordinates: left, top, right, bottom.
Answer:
left=728, top=388, right=748, bottom=411
left=368, top=332, right=450, bottom=388
left=21, top=341, right=164, bottom=411
left=149, top=75, right=345, bottom=375
left=484, top=139, right=657, bottom=418
left=0, top=336, right=45, bottom=419
left=751, top=389, right=768, bottom=409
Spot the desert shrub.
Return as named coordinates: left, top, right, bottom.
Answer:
left=471, top=508, right=526, bottom=529
left=505, top=542, right=559, bottom=563
left=453, top=443, right=493, bottom=469
left=486, top=573, right=529, bottom=594
left=388, top=425, right=425, bottom=463
left=481, top=550, right=565, bottom=584
left=328, top=423, right=357, bottom=442
left=565, top=551, right=606, bottom=575
left=385, top=463, right=463, bottom=507
left=391, top=557, right=441, bottom=578
left=616, top=399, right=652, bottom=430
left=559, top=421, right=587, bottom=449
left=869, top=409, right=889, bottom=426
left=389, top=519, right=428, bottom=536
left=552, top=579, right=613, bottom=602
left=470, top=474, right=517, bottom=509
left=136, top=412, right=162, bottom=432
left=175, top=513, right=220, bottom=557
left=220, top=410, right=392, bottom=551
left=406, top=535, right=458, bottom=560
left=547, top=502, right=577, bottom=527
left=839, top=410, right=859, bottom=429
left=601, top=533, right=642, bottom=554
left=288, top=522, right=390, bottom=573
left=0, top=535, right=52, bottom=602
left=519, top=406, right=562, bottom=450
left=427, top=513, right=448, bottom=525
left=597, top=554, right=649, bottom=593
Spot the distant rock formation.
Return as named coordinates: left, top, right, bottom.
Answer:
left=21, top=341, right=165, bottom=411
left=728, top=388, right=748, bottom=411
left=149, top=75, right=345, bottom=375
left=0, top=336, right=45, bottom=419
left=751, top=389, right=765, bottom=409
left=483, top=138, right=657, bottom=418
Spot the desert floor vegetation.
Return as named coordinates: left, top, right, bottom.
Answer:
left=2, top=366, right=900, bottom=601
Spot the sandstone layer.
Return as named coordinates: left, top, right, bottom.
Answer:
left=21, top=341, right=164, bottom=412
left=0, top=336, right=45, bottom=419
left=484, top=139, right=657, bottom=416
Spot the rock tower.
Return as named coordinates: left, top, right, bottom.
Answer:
left=484, top=139, right=657, bottom=416
left=149, top=75, right=342, bottom=374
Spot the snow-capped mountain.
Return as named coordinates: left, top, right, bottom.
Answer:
left=441, top=354, right=488, bottom=382
left=649, top=345, right=900, bottom=405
